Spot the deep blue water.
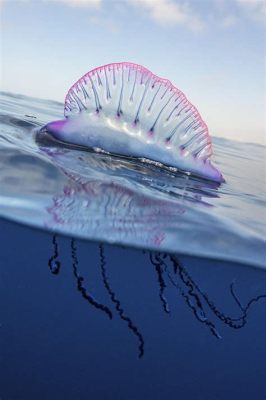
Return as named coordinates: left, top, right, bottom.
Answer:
left=0, top=91, right=266, bottom=399
left=1, top=219, right=266, bottom=399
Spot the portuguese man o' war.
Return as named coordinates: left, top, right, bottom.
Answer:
left=39, top=62, right=224, bottom=183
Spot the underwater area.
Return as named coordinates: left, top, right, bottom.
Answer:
left=0, top=91, right=266, bottom=399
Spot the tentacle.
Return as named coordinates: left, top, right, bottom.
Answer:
left=149, top=253, right=170, bottom=314
left=150, top=252, right=221, bottom=339
left=48, top=234, right=61, bottom=275
left=99, top=244, right=145, bottom=358
left=169, top=254, right=266, bottom=330
left=71, top=239, right=113, bottom=319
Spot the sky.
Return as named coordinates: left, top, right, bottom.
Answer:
left=0, top=0, right=265, bottom=144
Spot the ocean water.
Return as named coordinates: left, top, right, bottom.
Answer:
left=0, top=91, right=266, bottom=400
left=0, top=91, right=265, bottom=268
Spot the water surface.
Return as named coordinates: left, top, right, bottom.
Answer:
left=0, top=91, right=265, bottom=268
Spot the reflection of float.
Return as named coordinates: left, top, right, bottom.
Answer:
left=47, top=179, right=185, bottom=247
left=41, top=145, right=219, bottom=249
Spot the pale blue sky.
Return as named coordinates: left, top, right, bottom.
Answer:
left=0, top=0, right=265, bottom=144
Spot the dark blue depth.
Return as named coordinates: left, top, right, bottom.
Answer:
left=0, top=218, right=266, bottom=400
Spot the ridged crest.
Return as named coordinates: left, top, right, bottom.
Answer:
left=64, top=62, right=212, bottom=161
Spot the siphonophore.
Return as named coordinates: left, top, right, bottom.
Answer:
left=38, top=62, right=224, bottom=183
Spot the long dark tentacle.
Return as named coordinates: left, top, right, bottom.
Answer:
left=230, top=281, right=245, bottom=312
left=150, top=252, right=221, bottom=338
left=150, top=253, right=170, bottom=314
left=169, top=254, right=266, bottom=329
left=71, top=239, right=113, bottom=319
left=99, top=244, right=145, bottom=358
left=48, top=234, right=61, bottom=275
